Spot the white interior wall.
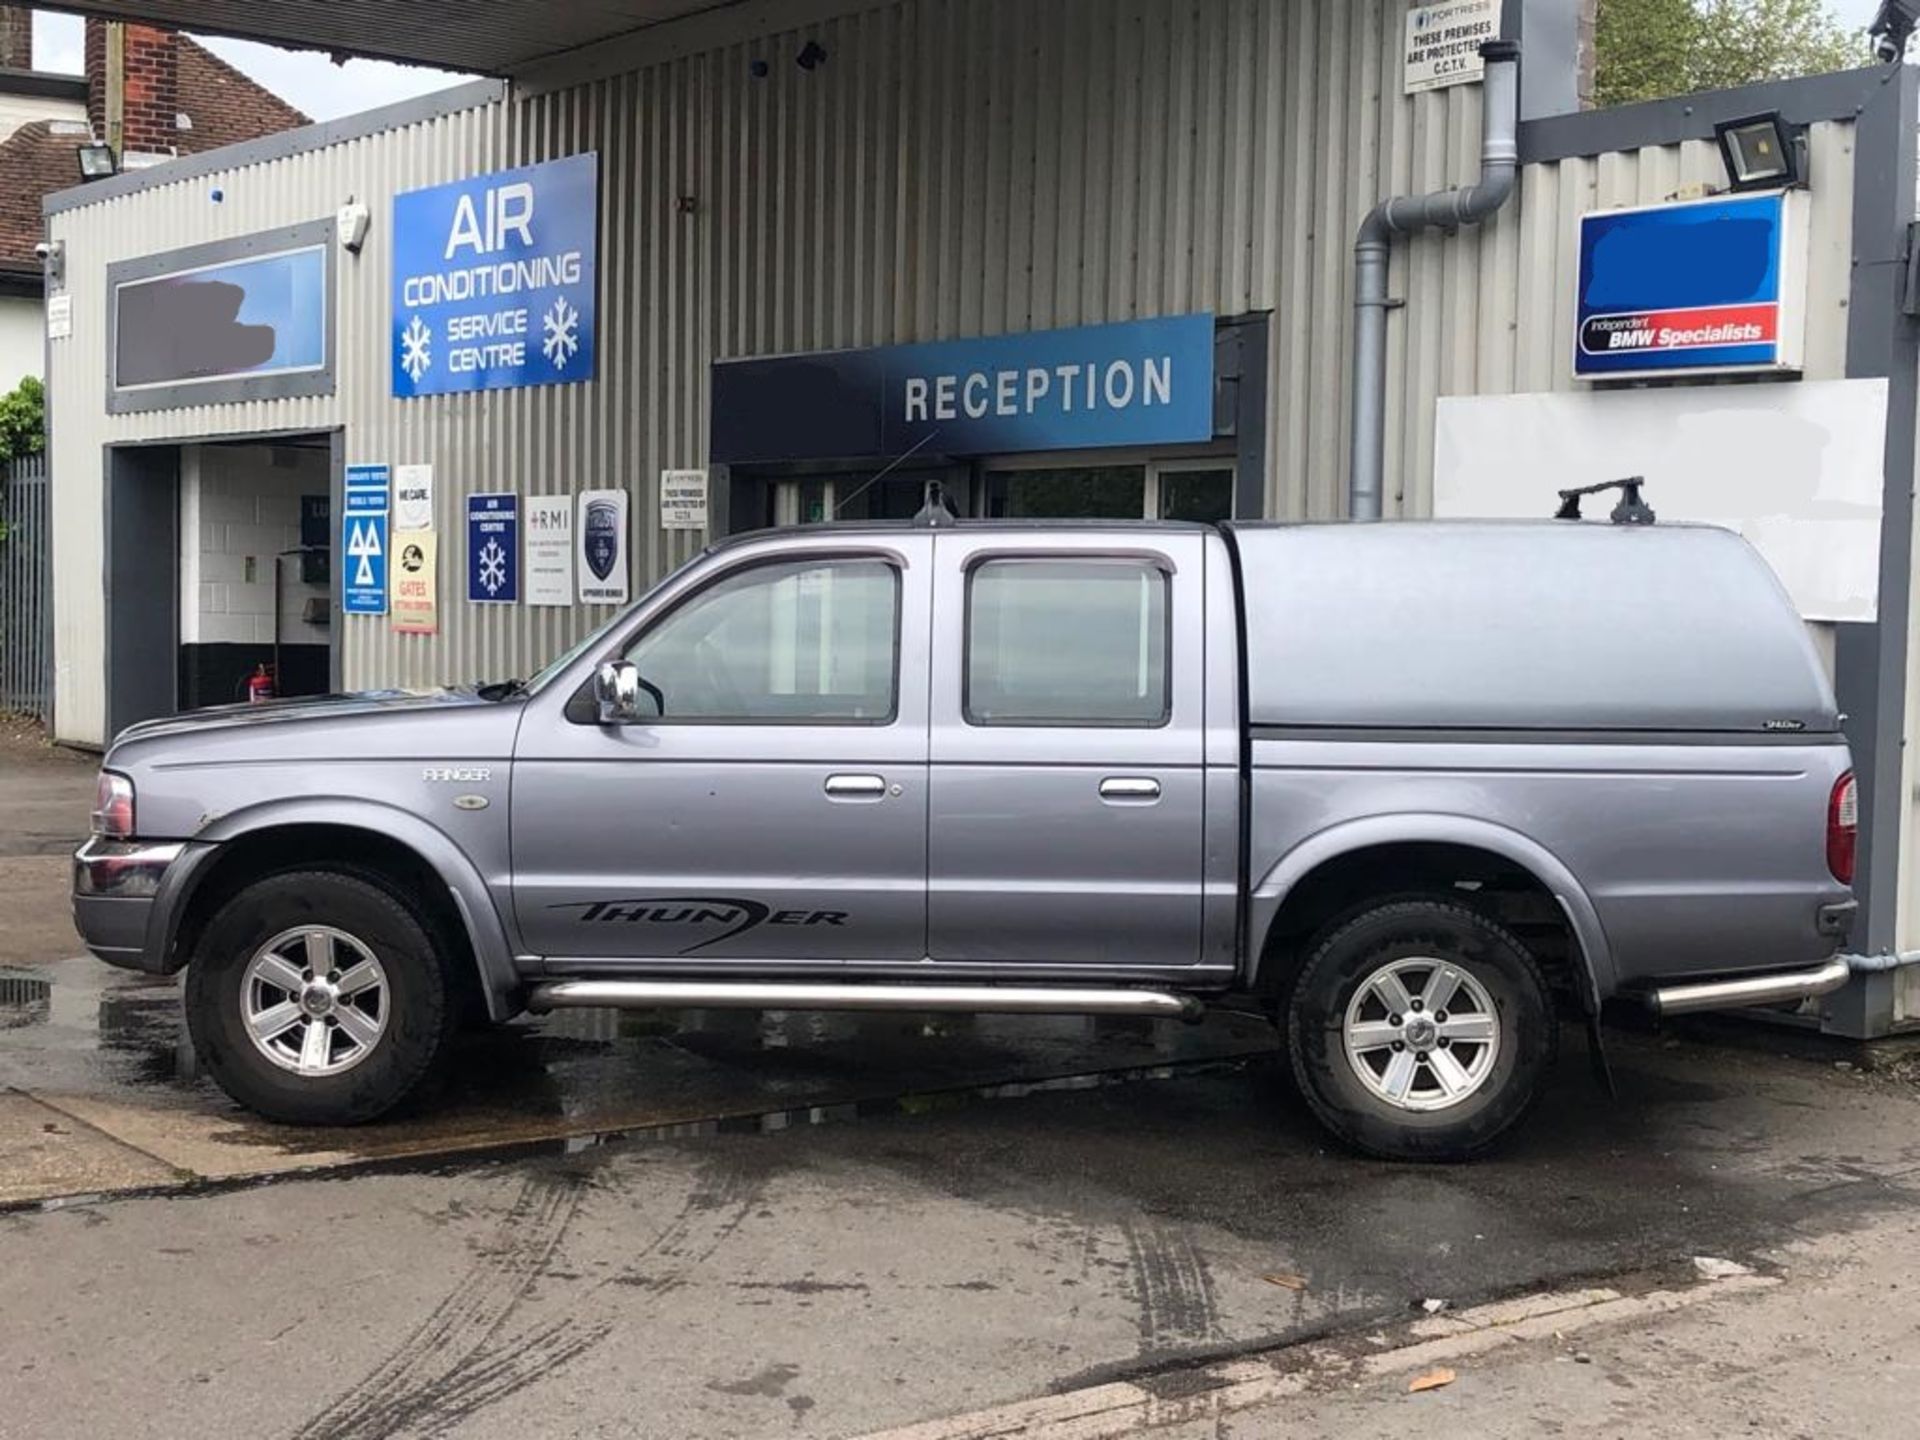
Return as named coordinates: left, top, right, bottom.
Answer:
left=177, top=442, right=329, bottom=648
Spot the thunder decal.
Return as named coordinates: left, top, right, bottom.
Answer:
left=549, top=896, right=849, bottom=955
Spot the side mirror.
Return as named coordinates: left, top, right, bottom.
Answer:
left=594, top=661, right=645, bottom=725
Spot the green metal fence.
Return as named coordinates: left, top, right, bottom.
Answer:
left=1, top=452, right=50, bottom=723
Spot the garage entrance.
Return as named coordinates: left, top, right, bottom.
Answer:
left=103, top=431, right=340, bottom=738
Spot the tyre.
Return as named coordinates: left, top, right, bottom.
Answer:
left=184, top=869, right=461, bottom=1125
left=1285, top=898, right=1557, bottom=1162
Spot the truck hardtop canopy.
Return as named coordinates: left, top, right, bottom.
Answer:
left=1225, top=520, right=1838, bottom=735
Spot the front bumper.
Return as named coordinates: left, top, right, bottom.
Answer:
left=72, top=837, right=185, bottom=971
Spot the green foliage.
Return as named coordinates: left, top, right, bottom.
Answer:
left=0, top=375, right=44, bottom=466
left=1595, top=0, right=1869, bottom=108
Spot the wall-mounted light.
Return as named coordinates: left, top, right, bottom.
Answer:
left=1714, top=112, right=1805, bottom=192
left=336, top=200, right=371, bottom=255
left=76, top=142, right=117, bottom=182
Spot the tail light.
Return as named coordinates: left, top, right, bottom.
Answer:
left=1827, top=771, right=1857, bottom=886
left=91, top=770, right=135, bottom=839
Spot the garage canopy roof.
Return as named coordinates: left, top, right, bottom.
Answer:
left=49, top=0, right=793, bottom=75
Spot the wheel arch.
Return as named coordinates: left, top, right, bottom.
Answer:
left=1248, top=815, right=1614, bottom=1010
left=163, top=800, right=521, bottom=1020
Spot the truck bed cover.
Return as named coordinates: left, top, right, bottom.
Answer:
left=1225, top=521, right=1837, bottom=734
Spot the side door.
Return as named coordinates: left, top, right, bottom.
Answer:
left=926, top=530, right=1209, bottom=973
left=512, top=537, right=931, bottom=966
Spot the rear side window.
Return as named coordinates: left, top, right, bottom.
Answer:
left=965, top=558, right=1169, bottom=726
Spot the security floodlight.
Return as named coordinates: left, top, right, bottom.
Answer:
left=76, top=142, right=117, bottom=182
left=1713, top=113, right=1803, bottom=192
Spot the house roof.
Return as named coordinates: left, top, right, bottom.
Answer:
left=0, top=37, right=308, bottom=274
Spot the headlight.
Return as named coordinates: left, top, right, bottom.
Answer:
left=91, top=771, right=135, bottom=838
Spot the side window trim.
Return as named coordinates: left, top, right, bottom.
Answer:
left=961, top=552, right=1174, bottom=730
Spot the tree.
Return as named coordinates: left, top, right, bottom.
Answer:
left=1594, top=0, right=1867, bottom=108
left=0, top=375, right=43, bottom=465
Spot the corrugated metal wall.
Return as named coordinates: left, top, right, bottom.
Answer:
left=41, top=0, right=1862, bottom=746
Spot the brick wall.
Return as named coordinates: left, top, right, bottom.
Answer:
left=179, top=444, right=329, bottom=648
left=0, top=6, right=31, bottom=70
left=84, top=19, right=179, bottom=157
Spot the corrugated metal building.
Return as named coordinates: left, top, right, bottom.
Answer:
left=35, top=2, right=1920, bottom=1031
left=47, top=0, right=1555, bottom=741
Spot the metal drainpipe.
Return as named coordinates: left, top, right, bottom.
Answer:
left=1349, top=39, right=1521, bottom=521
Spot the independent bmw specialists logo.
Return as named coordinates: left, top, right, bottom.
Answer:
left=549, top=896, right=848, bottom=955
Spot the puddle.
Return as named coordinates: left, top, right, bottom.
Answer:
left=0, top=955, right=1277, bottom=1201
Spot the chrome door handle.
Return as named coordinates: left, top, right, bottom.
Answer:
left=825, top=773, right=888, bottom=800
left=1099, top=776, right=1161, bottom=802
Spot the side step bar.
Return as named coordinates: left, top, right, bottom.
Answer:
left=525, top=978, right=1205, bottom=1022
left=1644, top=957, right=1853, bottom=1018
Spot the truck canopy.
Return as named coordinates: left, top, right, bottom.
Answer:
left=1225, top=521, right=1838, bottom=734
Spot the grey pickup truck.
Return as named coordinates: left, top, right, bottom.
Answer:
left=74, top=512, right=1858, bottom=1159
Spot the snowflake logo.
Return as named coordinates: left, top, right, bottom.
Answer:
left=399, top=314, right=432, bottom=383
left=542, top=296, right=580, bottom=370
left=477, top=538, right=508, bottom=596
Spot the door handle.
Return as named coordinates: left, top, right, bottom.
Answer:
left=1099, top=776, right=1161, bottom=802
left=825, top=773, right=888, bottom=800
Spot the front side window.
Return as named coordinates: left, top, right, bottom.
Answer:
left=965, top=558, right=1169, bottom=726
left=624, top=558, right=898, bottom=722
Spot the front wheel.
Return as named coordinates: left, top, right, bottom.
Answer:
left=184, top=869, right=460, bottom=1125
left=1286, top=898, right=1557, bottom=1161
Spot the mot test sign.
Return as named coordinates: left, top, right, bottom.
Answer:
left=1575, top=191, right=1808, bottom=380
left=392, top=153, right=598, bottom=397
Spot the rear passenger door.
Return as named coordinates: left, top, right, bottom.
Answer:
left=926, top=531, right=1209, bottom=973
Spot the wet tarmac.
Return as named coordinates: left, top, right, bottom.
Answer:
left=0, top=954, right=1275, bottom=1205
left=4, top=1006, right=1919, bottom=1439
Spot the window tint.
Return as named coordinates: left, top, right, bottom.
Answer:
left=966, top=559, right=1169, bottom=726
left=624, top=559, right=898, bottom=722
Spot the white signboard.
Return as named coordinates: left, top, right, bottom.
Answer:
left=661, top=469, right=708, bottom=531
left=1433, top=380, right=1889, bottom=624
left=526, top=494, right=574, bottom=607
left=394, top=463, right=434, bottom=530
left=1404, top=0, right=1498, bottom=94
left=577, top=488, right=630, bottom=605
left=45, top=293, right=71, bottom=340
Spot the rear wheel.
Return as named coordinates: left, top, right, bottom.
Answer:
left=184, top=869, right=460, bottom=1124
left=1286, top=898, right=1556, bottom=1161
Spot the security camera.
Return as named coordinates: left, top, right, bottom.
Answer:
left=33, top=241, right=49, bottom=259
left=1870, top=0, right=1920, bottom=62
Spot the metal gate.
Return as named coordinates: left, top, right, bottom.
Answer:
left=1, top=452, right=50, bottom=723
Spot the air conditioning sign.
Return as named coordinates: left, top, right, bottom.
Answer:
left=1575, top=191, right=1807, bottom=380
left=391, top=153, right=598, bottom=397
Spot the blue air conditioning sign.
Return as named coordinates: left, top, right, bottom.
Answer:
left=710, top=314, right=1217, bottom=464
left=391, top=153, right=598, bottom=397
left=1575, top=191, right=1807, bottom=380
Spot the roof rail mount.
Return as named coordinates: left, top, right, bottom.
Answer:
left=1555, top=477, right=1656, bottom=526
left=914, top=480, right=959, bottom=527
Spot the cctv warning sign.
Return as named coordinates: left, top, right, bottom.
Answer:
left=1404, top=0, right=1497, bottom=94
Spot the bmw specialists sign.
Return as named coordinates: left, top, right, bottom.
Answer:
left=391, top=153, right=598, bottom=397
left=1575, top=191, right=1808, bottom=380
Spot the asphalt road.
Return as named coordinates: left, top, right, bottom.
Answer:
left=4, top=1026, right=1917, bottom=1440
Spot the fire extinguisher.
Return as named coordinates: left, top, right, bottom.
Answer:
left=247, top=664, right=275, bottom=704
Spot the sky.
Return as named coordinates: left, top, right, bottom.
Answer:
left=29, top=9, right=469, bottom=122
left=18, top=3, right=1898, bottom=123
